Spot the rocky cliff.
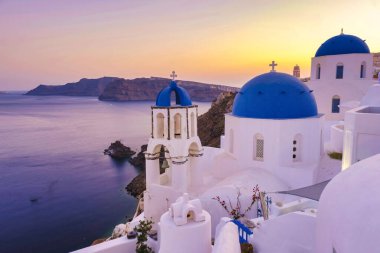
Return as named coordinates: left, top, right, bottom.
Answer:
left=197, top=92, right=236, bottom=147
left=26, top=77, right=119, bottom=96
left=98, top=77, right=237, bottom=102
left=26, top=76, right=238, bottom=102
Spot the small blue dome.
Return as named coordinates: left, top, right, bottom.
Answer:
left=232, top=72, right=318, bottom=119
left=156, top=81, right=192, bottom=106
left=315, top=34, right=370, bottom=57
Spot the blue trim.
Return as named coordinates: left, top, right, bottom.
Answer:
left=156, top=81, right=192, bottom=106
left=230, top=219, right=253, bottom=244
left=315, top=34, right=370, bottom=57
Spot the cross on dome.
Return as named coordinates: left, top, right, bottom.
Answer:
left=341, top=28, right=344, bottom=35
left=170, top=71, right=177, bottom=81
left=269, top=61, right=278, bottom=72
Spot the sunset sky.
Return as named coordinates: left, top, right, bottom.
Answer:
left=1, top=0, right=380, bottom=90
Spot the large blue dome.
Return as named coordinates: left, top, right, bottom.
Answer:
left=232, top=72, right=318, bottom=119
left=156, top=81, right=192, bottom=106
left=315, top=34, right=370, bottom=57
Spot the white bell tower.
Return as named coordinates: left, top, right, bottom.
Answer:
left=144, top=72, right=203, bottom=226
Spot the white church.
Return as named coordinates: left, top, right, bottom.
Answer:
left=74, top=32, right=380, bottom=253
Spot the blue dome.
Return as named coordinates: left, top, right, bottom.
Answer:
left=315, top=34, right=370, bottom=57
left=156, top=81, right=192, bottom=106
left=232, top=72, right=318, bottom=119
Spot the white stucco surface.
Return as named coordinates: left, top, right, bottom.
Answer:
left=342, top=106, right=380, bottom=169
left=159, top=211, right=212, bottom=253
left=224, top=114, right=323, bottom=189
left=316, top=154, right=380, bottom=253
left=252, top=212, right=316, bottom=253
left=199, top=168, right=290, bottom=234
left=361, top=83, right=380, bottom=106
left=212, top=220, right=240, bottom=253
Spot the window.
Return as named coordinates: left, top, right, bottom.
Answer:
left=332, top=95, right=340, bottom=113
left=316, top=64, right=321, bottom=79
left=254, top=134, right=264, bottom=161
left=156, top=113, right=165, bottom=138
left=336, top=64, right=344, bottom=79
left=174, top=113, right=182, bottom=139
left=170, top=91, right=178, bottom=105
left=293, top=134, right=302, bottom=162
left=229, top=129, right=234, bottom=153
left=360, top=62, right=366, bottom=78
left=190, top=112, right=195, bottom=137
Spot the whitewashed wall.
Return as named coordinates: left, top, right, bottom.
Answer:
left=224, top=114, right=323, bottom=188
left=308, top=53, right=374, bottom=120
left=342, top=106, right=380, bottom=169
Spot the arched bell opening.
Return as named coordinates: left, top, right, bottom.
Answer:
left=174, top=113, right=182, bottom=139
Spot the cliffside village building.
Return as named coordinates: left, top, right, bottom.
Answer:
left=74, top=32, right=380, bottom=253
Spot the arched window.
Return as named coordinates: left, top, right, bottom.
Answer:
left=170, top=91, right=177, bottom=106
left=156, top=113, right=165, bottom=138
left=292, top=134, right=302, bottom=162
left=332, top=95, right=340, bottom=113
left=360, top=62, right=366, bottom=78
left=190, top=112, right=195, bottom=137
left=253, top=134, right=264, bottom=161
left=174, top=113, right=182, bottom=139
left=316, top=64, right=321, bottom=79
left=336, top=63, right=344, bottom=79
left=229, top=129, right=234, bottom=153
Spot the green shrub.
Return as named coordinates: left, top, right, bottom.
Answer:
left=135, top=219, right=154, bottom=253
left=328, top=152, right=343, bottom=160
left=241, top=242, right=254, bottom=253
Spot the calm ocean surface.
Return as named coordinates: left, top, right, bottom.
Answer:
left=0, top=94, right=210, bottom=253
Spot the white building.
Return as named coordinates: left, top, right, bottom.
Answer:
left=223, top=71, right=323, bottom=189
left=73, top=32, right=380, bottom=253
left=144, top=80, right=203, bottom=226
left=316, top=154, right=380, bottom=253
left=308, top=32, right=374, bottom=120
left=342, top=106, right=380, bottom=170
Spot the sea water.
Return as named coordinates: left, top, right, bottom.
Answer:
left=0, top=94, right=210, bottom=253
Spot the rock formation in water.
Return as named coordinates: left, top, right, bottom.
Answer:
left=26, top=77, right=119, bottom=96
left=125, top=172, right=146, bottom=198
left=104, top=141, right=136, bottom=160
left=128, top=145, right=147, bottom=169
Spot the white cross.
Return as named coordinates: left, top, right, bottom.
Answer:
left=170, top=71, right=177, bottom=81
left=269, top=61, right=277, bottom=72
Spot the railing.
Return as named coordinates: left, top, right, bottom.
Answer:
left=230, top=219, right=253, bottom=244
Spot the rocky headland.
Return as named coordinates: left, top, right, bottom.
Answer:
left=26, top=76, right=238, bottom=102
left=98, top=77, right=237, bottom=102
left=26, top=77, right=119, bottom=96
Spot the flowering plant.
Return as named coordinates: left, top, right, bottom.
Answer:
left=212, top=185, right=260, bottom=220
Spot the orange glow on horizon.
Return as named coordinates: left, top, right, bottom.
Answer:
left=0, top=0, right=379, bottom=90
